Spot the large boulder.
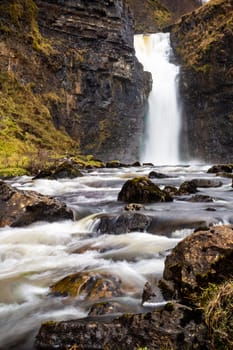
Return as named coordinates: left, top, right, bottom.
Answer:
left=97, top=212, right=152, bottom=235
left=0, top=180, right=73, bottom=227
left=118, top=177, right=173, bottom=203
left=159, top=225, right=233, bottom=304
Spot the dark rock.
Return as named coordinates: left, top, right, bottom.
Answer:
left=105, top=160, right=126, bottom=168
left=207, top=165, right=233, bottom=174
left=118, top=177, right=173, bottom=203
left=124, top=203, right=144, bottom=211
left=148, top=171, right=169, bottom=179
left=191, top=178, right=222, bottom=188
left=164, top=185, right=178, bottom=196
left=97, top=212, right=151, bottom=235
left=185, top=194, right=214, bottom=202
left=177, top=180, right=198, bottom=195
left=159, top=225, right=233, bottom=304
left=50, top=271, right=122, bottom=301
left=171, top=0, right=233, bottom=163
left=88, top=301, right=123, bottom=317
left=141, top=281, right=156, bottom=305
left=0, top=180, right=73, bottom=227
left=35, top=303, right=209, bottom=350
left=33, top=161, right=83, bottom=179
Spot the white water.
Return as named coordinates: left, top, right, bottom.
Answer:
left=1, top=165, right=233, bottom=349
left=134, top=33, right=181, bottom=165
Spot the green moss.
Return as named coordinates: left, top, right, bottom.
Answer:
left=172, top=0, right=232, bottom=72
left=0, top=71, right=77, bottom=173
left=0, top=167, right=29, bottom=177
left=0, top=0, right=53, bottom=55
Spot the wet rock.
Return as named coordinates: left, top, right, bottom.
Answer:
left=124, top=203, right=144, bottom=211
left=118, top=176, right=173, bottom=203
left=177, top=180, right=198, bottom=195
left=0, top=180, right=73, bottom=227
left=164, top=185, right=178, bottom=196
left=207, top=165, right=233, bottom=174
left=50, top=271, right=122, bottom=301
left=88, top=301, right=123, bottom=317
left=35, top=303, right=208, bottom=350
left=159, top=225, right=233, bottom=304
left=191, top=178, right=222, bottom=188
left=97, top=212, right=152, bottom=235
left=106, top=160, right=127, bottom=168
left=148, top=171, right=169, bottom=179
left=141, top=281, right=156, bottom=305
left=33, top=161, right=83, bottom=179
left=185, top=194, right=214, bottom=202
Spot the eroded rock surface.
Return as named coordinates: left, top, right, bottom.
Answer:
left=0, top=180, right=73, bottom=227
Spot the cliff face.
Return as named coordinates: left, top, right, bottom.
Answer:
left=0, top=0, right=151, bottom=164
left=171, top=0, right=233, bottom=163
left=127, top=0, right=201, bottom=33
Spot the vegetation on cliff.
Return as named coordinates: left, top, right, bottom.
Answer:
left=0, top=0, right=79, bottom=175
left=128, top=0, right=201, bottom=32
left=171, top=0, right=233, bottom=73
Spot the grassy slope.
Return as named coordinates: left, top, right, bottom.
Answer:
left=0, top=0, right=78, bottom=175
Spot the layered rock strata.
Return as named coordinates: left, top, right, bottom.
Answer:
left=35, top=0, right=152, bottom=162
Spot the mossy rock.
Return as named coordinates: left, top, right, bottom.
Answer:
left=33, top=161, right=83, bottom=179
left=118, top=176, right=173, bottom=203
left=50, top=271, right=123, bottom=301
left=160, top=225, right=233, bottom=304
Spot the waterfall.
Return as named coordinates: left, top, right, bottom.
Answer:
left=134, top=33, right=181, bottom=165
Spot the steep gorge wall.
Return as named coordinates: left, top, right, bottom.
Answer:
left=0, top=0, right=152, bottom=163
left=171, top=0, right=233, bottom=163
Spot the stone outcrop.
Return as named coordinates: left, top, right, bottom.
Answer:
left=0, top=180, right=73, bottom=227
left=171, top=0, right=233, bottom=163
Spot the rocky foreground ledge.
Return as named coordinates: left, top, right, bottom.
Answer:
left=35, top=225, right=233, bottom=350
left=0, top=181, right=73, bottom=227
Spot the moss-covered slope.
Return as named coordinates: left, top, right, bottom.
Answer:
left=127, top=0, right=201, bottom=33
left=0, top=0, right=77, bottom=174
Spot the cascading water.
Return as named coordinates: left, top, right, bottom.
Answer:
left=134, top=33, right=181, bottom=165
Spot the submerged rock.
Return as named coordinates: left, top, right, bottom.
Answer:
left=0, top=180, right=73, bottom=227
left=191, top=178, right=222, bottom=188
left=148, top=171, right=169, bottom=179
left=118, top=176, right=173, bottom=203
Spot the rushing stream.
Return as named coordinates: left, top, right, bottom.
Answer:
left=1, top=164, right=233, bottom=349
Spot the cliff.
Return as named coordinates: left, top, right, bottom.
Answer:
left=0, top=0, right=151, bottom=169
left=171, top=0, right=233, bottom=162
left=127, top=0, right=201, bottom=33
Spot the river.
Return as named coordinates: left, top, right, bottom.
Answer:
left=0, top=164, right=233, bottom=349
